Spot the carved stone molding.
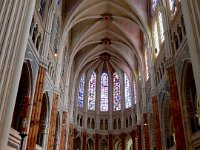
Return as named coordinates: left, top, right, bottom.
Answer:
left=100, top=38, right=111, bottom=45
left=165, top=57, right=175, bottom=69
left=99, top=13, right=113, bottom=22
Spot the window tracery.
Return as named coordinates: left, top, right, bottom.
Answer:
left=79, top=71, right=135, bottom=110
left=152, top=0, right=158, bottom=10
left=78, top=74, right=85, bottom=107
left=54, top=19, right=59, bottom=53
left=134, top=82, right=137, bottom=104
left=145, top=50, right=149, bottom=80
left=169, top=0, right=177, bottom=15
left=124, top=73, right=132, bottom=108
left=100, top=73, right=109, bottom=111
left=158, top=12, right=165, bottom=43
left=113, top=72, right=121, bottom=111
left=153, top=22, right=160, bottom=56
left=88, top=71, right=96, bottom=110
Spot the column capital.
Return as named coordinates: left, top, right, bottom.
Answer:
left=165, top=57, right=175, bottom=69
left=150, top=89, right=157, bottom=97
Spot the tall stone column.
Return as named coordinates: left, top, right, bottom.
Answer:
left=108, top=71, right=113, bottom=130
left=121, top=72, right=125, bottom=128
left=109, top=134, right=113, bottom=150
left=95, top=134, right=100, bottom=150
left=166, top=61, right=186, bottom=150
left=47, top=94, right=58, bottom=150
left=82, top=131, right=87, bottom=150
left=137, top=125, right=142, bottom=150
left=67, top=123, right=73, bottom=150
left=121, top=133, right=126, bottom=150
left=73, top=128, right=77, bottom=150
left=96, top=70, right=101, bottom=130
left=27, top=67, right=46, bottom=150
left=152, top=96, right=162, bottom=150
left=60, top=112, right=67, bottom=150
left=143, top=113, right=150, bottom=150
left=131, top=130, right=136, bottom=150
left=0, top=0, right=36, bottom=148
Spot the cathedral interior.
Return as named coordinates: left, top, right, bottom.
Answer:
left=0, top=0, right=200, bottom=150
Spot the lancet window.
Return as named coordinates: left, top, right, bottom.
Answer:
left=113, top=72, right=121, bottom=111
left=88, top=71, right=96, bottom=110
left=100, top=73, right=109, bottom=111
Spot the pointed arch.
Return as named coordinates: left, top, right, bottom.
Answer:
left=124, top=73, right=131, bottom=108
left=113, top=72, right=121, bottom=111
left=78, top=73, right=85, bottom=107
left=100, top=72, right=109, bottom=111
left=11, top=61, right=33, bottom=132
left=88, top=71, right=96, bottom=110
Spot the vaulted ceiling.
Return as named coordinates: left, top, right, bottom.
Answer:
left=62, top=0, right=150, bottom=82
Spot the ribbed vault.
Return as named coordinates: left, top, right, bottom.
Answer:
left=61, top=0, right=150, bottom=117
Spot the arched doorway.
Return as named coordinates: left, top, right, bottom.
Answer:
left=126, top=137, right=133, bottom=150
left=181, top=62, right=200, bottom=148
left=76, top=136, right=81, bottom=150
left=100, top=139, right=108, bottom=150
left=36, top=93, right=49, bottom=147
left=161, top=95, right=175, bottom=149
left=114, top=139, right=121, bottom=150
left=11, top=62, right=32, bottom=132
left=87, top=139, right=94, bottom=150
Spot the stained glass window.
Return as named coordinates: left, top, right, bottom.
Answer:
left=145, top=50, right=149, bottom=80
left=152, top=0, right=158, bottom=10
left=88, top=71, right=96, bottom=110
left=159, top=12, right=165, bottom=43
left=100, top=73, right=109, bottom=111
left=134, top=82, right=137, bottom=104
left=169, top=0, right=177, bottom=15
left=78, top=74, right=85, bottom=107
left=124, top=73, right=131, bottom=108
left=113, top=72, right=121, bottom=111
left=54, top=19, right=59, bottom=52
left=153, top=22, right=159, bottom=56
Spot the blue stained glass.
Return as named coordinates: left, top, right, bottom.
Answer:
left=113, top=72, right=121, bottom=111
left=100, top=73, right=109, bottom=111
left=169, top=0, right=177, bottom=15
left=152, top=0, right=158, bottom=10
left=134, top=82, right=137, bottom=104
left=78, top=74, right=85, bottom=107
left=124, top=73, right=132, bottom=108
left=88, top=71, right=96, bottom=110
